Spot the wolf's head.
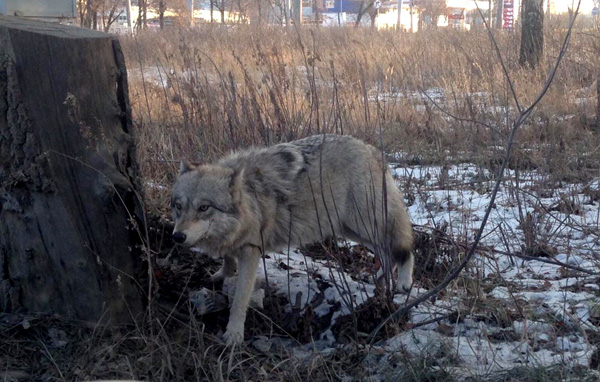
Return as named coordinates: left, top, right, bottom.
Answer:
left=171, top=160, right=244, bottom=253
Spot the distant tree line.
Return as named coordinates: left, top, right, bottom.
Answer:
left=76, top=0, right=302, bottom=28
left=75, top=0, right=559, bottom=76
left=77, top=0, right=188, bottom=30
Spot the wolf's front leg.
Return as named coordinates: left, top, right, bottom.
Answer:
left=223, top=246, right=261, bottom=346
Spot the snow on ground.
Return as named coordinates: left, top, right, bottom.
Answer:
left=189, top=161, right=600, bottom=377
left=390, top=163, right=599, bottom=375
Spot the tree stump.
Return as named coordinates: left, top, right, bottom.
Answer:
left=0, top=17, right=145, bottom=324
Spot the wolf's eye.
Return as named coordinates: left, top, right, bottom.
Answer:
left=174, top=202, right=182, bottom=211
left=198, top=205, right=209, bottom=212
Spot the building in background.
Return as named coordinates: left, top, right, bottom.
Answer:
left=374, top=0, right=492, bottom=31
left=0, top=0, right=77, bottom=24
left=376, top=0, right=420, bottom=30
left=547, top=0, right=596, bottom=14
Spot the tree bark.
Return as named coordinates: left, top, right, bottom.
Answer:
left=0, top=17, right=145, bottom=324
left=519, top=0, right=544, bottom=69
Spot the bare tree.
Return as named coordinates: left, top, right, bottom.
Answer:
left=246, top=0, right=287, bottom=25
left=162, top=0, right=189, bottom=25
left=79, top=0, right=99, bottom=28
left=494, top=0, right=503, bottom=29
left=354, top=0, right=375, bottom=27
left=101, top=0, right=126, bottom=32
left=158, top=0, right=167, bottom=28
left=137, top=0, right=148, bottom=28
left=217, top=0, right=226, bottom=23
left=418, top=0, right=447, bottom=28
left=78, top=0, right=89, bottom=26
left=79, top=0, right=125, bottom=31
left=233, top=0, right=257, bottom=23
left=148, top=0, right=189, bottom=28
left=519, top=0, right=544, bottom=69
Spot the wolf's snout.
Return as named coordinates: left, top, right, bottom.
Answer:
left=173, top=231, right=187, bottom=244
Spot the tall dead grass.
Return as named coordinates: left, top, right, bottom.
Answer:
left=120, top=25, right=600, bottom=213
left=108, top=24, right=600, bottom=381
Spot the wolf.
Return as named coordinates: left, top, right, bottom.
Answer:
left=171, top=134, right=414, bottom=345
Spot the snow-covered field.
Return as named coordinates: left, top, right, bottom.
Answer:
left=190, top=161, right=600, bottom=379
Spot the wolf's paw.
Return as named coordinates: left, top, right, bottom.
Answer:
left=396, top=265, right=413, bottom=294
left=223, top=323, right=244, bottom=346
left=396, top=278, right=413, bottom=294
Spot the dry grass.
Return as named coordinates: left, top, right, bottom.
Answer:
left=117, top=24, right=600, bottom=380
left=121, top=25, right=600, bottom=215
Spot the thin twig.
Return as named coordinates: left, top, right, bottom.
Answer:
left=367, top=2, right=582, bottom=346
left=413, top=224, right=598, bottom=276
left=474, top=2, right=521, bottom=113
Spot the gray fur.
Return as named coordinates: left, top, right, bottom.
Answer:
left=171, top=134, right=414, bottom=345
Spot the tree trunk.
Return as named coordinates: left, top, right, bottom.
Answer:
left=137, top=0, right=145, bottom=29
left=159, top=0, right=166, bottom=29
left=292, top=0, right=302, bottom=25
left=519, top=0, right=544, bottom=69
left=495, top=0, right=503, bottom=29
left=596, top=69, right=600, bottom=132
left=354, top=0, right=374, bottom=27
left=0, top=17, right=145, bottom=324
left=257, top=0, right=263, bottom=25
left=370, top=9, right=377, bottom=28
left=84, top=0, right=93, bottom=28
left=104, top=6, right=120, bottom=32
left=142, top=0, right=148, bottom=29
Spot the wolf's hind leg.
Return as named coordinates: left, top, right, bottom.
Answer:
left=210, top=255, right=237, bottom=282
left=393, top=247, right=413, bottom=293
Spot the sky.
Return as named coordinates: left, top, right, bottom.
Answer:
left=550, top=0, right=597, bottom=14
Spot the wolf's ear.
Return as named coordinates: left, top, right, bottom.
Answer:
left=274, top=146, right=305, bottom=180
left=179, top=158, right=195, bottom=175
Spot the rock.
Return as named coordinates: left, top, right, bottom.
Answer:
left=189, top=282, right=265, bottom=315
left=252, top=336, right=273, bottom=352
left=189, top=288, right=228, bottom=315
left=48, top=327, right=68, bottom=348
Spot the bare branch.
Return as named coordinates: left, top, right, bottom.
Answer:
left=367, top=0, right=583, bottom=346
left=474, top=2, right=522, bottom=113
